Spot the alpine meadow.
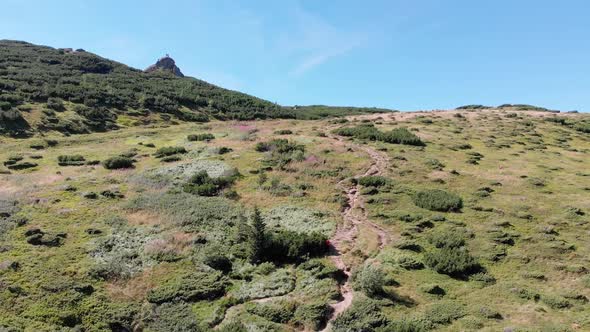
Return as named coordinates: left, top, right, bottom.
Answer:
left=1, top=7, right=590, bottom=332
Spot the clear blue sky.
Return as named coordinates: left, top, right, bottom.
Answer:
left=2, top=0, right=589, bottom=111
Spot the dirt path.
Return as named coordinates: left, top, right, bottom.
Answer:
left=214, top=136, right=391, bottom=331
left=320, top=136, right=391, bottom=331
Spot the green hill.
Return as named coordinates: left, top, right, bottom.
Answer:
left=0, top=40, right=390, bottom=137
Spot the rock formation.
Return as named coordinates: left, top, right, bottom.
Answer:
left=145, top=54, right=184, bottom=77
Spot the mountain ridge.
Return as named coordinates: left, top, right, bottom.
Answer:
left=0, top=40, right=388, bottom=137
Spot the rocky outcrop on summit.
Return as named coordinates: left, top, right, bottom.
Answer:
left=144, top=55, right=184, bottom=77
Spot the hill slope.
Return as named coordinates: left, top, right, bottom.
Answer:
left=0, top=110, right=588, bottom=331
left=0, top=40, right=388, bottom=137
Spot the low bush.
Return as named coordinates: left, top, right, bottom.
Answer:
left=274, top=129, right=293, bottom=135
left=456, top=105, right=491, bottom=110
left=255, top=138, right=303, bottom=153
left=204, top=253, right=232, bottom=274
left=6, top=161, right=37, bottom=170
left=332, top=298, right=388, bottom=332
left=542, top=295, right=571, bottom=309
left=154, top=146, right=187, bottom=158
left=352, top=264, right=386, bottom=297
left=160, top=155, right=181, bottom=163
left=58, top=155, right=85, bottom=166
left=182, top=170, right=238, bottom=196
left=264, top=230, right=328, bottom=263
left=424, top=247, right=481, bottom=277
left=419, top=284, right=446, bottom=296
left=233, top=268, right=295, bottom=301
left=422, top=301, right=465, bottom=325
left=333, top=124, right=424, bottom=146
left=29, top=141, right=46, bottom=150
left=247, top=301, right=296, bottom=323
left=46, top=97, right=65, bottom=111
left=358, top=176, right=389, bottom=187
left=293, top=302, right=332, bottom=330
left=187, top=133, right=215, bottom=141
left=147, top=271, right=229, bottom=303
left=413, top=189, right=463, bottom=212
left=144, top=302, right=200, bottom=332
left=428, top=228, right=466, bottom=248
left=103, top=156, right=134, bottom=169
left=255, top=139, right=305, bottom=168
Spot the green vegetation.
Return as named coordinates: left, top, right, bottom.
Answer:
left=413, top=189, right=463, bottom=212
left=333, top=124, right=425, bottom=146
left=424, top=246, right=481, bottom=277
left=0, top=96, right=588, bottom=331
left=154, top=146, right=187, bottom=158
left=286, top=105, right=395, bottom=120
left=0, top=41, right=384, bottom=136
left=255, top=138, right=305, bottom=168
left=57, top=154, right=85, bottom=166
left=187, top=133, right=215, bottom=141
left=102, top=156, right=134, bottom=169
left=182, top=170, right=238, bottom=196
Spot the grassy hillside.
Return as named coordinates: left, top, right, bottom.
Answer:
left=0, top=41, right=389, bottom=137
left=0, top=109, right=588, bottom=331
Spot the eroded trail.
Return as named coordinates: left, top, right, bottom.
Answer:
left=320, top=138, right=391, bottom=331
left=215, top=138, right=391, bottom=331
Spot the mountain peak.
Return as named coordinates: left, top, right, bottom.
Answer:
left=145, top=54, right=184, bottom=77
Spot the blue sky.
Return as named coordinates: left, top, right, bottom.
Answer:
left=1, top=0, right=589, bottom=111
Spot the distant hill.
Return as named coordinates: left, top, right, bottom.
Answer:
left=0, top=40, right=389, bottom=136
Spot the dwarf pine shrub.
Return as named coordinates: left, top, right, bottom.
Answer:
left=103, top=156, right=134, bottom=169
left=413, top=189, right=463, bottom=212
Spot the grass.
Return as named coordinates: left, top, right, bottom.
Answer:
left=0, top=110, right=588, bottom=331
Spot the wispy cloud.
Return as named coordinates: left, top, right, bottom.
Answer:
left=277, top=3, right=366, bottom=77
left=290, top=41, right=359, bottom=76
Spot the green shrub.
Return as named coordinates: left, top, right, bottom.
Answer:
left=29, top=141, right=46, bottom=150
left=46, top=97, right=65, bottom=111
left=542, top=295, right=571, bottom=309
left=422, top=301, right=465, bottom=325
left=247, top=301, right=296, bottom=323
left=103, top=156, right=134, bottom=169
left=332, top=298, right=388, bottom=332
left=352, top=264, right=386, bottom=297
left=333, top=124, right=424, bottom=146
left=377, top=318, right=430, bottom=332
left=413, top=189, right=463, bottom=212
left=358, top=176, right=389, bottom=187
left=204, top=254, right=232, bottom=274
left=255, top=139, right=303, bottom=153
left=161, top=155, right=181, bottom=163
left=293, top=302, right=332, bottom=330
left=274, top=129, right=293, bottom=135
left=424, top=247, right=481, bottom=277
left=144, top=302, right=201, bottom=332
left=264, top=230, right=328, bottom=263
left=188, top=133, right=215, bottom=141
left=58, top=155, right=85, bottom=166
left=154, top=146, right=187, bottom=158
left=427, top=228, right=466, bottom=248
left=419, top=284, right=445, bottom=296
left=147, top=271, right=229, bottom=304
left=45, top=139, right=59, bottom=147
left=182, top=170, right=238, bottom=197
left=381, top=128, right=425, bottom=146
left=218, top=322, right=247, bottom=332
left=218, top=146, right=232, bottom=155
left=456, top=105, right=491, bottom=110
left=6, top=161, right=37, bottom=170
left=255, top=139, right=305, bottom=168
